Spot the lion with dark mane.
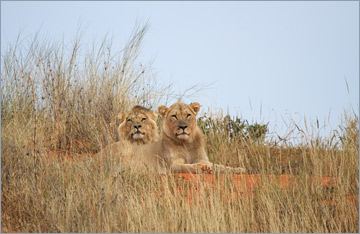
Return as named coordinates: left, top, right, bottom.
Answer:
left=117, top=105, right=159, bottom=145
left=95, top=105, right=158, bottom=159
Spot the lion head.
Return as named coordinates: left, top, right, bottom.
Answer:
left=158, top=102, right=200, bottom=142
left=117, top=105, right=159, bottom=145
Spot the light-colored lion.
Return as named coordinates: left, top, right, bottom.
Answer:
left=117, top=105, right=159, bottom=145
left=130, top=102, right=246, bottom=174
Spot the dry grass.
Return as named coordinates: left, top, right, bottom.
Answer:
left=1, top=25, right=359, bottom=233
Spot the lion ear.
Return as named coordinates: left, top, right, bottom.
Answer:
left=150, top=111, right=158, bottom=121
left=117, top=113, right=126, bottom=124
left=158, top=106, right=168, bottom=118
left=190, top=102, right=200, bottom=115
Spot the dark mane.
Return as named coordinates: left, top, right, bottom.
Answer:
left=132, top=105, right=153, bottom=113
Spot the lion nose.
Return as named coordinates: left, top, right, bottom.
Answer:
left=134, top=124, right=142, bottom=130
left=178, top=124, right=187, bottom=131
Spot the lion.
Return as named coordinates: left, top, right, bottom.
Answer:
left=117, top=105, right=159, bottom=145
left=129, top=102, right=246, bottom=174
left=94, top=105, right=159, bottom=161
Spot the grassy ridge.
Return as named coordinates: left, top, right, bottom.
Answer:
left=1, top=26, right=359, bottom=232
left=1, top=24, right=171, bottom=154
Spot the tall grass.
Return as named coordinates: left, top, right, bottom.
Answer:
left=1, top=23, right=172, bottom=154
left=1, top=25, right=359, bottom=233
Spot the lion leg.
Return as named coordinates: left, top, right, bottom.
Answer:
left=212, top=164, right=246, bottom=174
left=170, top=158, right=212, bottom=174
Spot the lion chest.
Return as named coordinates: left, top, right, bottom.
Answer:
left=165, top=144, right=204, bottom=164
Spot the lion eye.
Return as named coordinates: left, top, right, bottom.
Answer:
left=187, top=114, right=191, bottom=118
left=127, top=119, right=132, bottom=122
left=171, top=115, right=177, bottom=119
left=141, top=118, right=147, bottom=122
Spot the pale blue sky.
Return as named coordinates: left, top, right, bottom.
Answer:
left=1, top=1, right=359, bottom=139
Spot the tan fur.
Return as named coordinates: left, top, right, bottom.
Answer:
left=129, top=102, right=246, bottom=174
left=94, top=106, right=159, bottom=162
left=117, top=105, right=159, bottom=145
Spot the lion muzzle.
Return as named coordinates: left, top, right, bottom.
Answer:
left=132, top=128, right=145, bottom=139
left=176, top=132, right=189, bottom=140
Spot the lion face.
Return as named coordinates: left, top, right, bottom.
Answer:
left=118, top=106, right=159, bottom=144
left=158, top=102, right=200, bottom=141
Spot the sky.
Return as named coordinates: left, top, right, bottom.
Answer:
left=1, top=1, right=359, bottom=140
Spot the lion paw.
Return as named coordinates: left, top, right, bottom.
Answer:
left=195, top=163, right=212, bottom=174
